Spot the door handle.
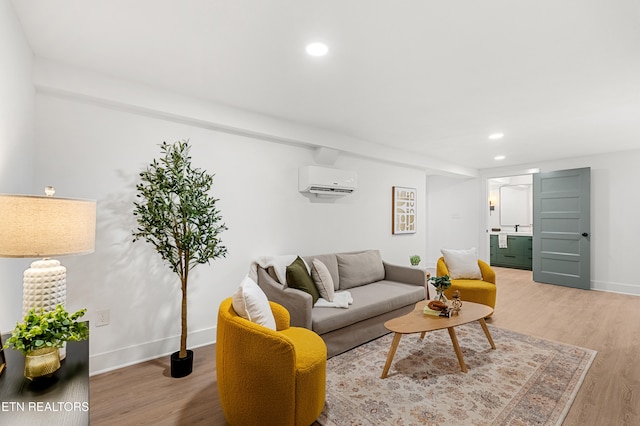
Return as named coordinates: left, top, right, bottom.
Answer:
left=582, top=232, right=589, bottom=237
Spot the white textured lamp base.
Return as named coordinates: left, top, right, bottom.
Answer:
left=22, top=259, right=67, bottom=317
left=22, top=259, right=67, bottom=360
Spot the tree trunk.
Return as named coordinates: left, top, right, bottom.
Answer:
left=179, top=271, right=188, bottom=359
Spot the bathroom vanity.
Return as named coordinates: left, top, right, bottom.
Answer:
left=490, top=234, right=532, bottom=270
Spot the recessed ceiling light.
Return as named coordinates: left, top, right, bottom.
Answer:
left=489, top=133, right=504, bottom=140
left=306, top=42, right=329, bottom=57
left=494, top=155, right=506, bottom=161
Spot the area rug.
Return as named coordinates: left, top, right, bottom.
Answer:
left=317, top=324, right=596, bottom=426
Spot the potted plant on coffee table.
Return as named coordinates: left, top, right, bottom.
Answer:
left=133, top=140, right=227, bottom=378
left=429, top=275, right=451, bottom=302
left=3, top=304, right=88, bottom=380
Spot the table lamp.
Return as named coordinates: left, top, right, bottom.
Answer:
left=0, top=187, right=96, bottom=318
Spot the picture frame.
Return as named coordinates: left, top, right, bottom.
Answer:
left=392, top=186, right=417, bottom=234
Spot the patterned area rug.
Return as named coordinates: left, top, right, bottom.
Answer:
left=317, top=324, right=596, bottom=426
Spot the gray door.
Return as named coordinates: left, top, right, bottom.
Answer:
left=532, top=167, right=591, bottom=289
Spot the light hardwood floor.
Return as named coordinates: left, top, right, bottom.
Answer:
left=90, top=267, right=640, bottom=425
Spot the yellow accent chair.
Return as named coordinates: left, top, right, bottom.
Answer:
left=217, top=298, right=326, bottom=426
left=437, top=257, right=497, bottom=314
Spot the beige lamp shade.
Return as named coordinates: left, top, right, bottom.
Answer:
left=0, top=194, right=96, bottom=258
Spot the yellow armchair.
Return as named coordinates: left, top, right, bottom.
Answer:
left=437, top=257, right=497, bottom=314
left=217, top=298, right=326, bottom=426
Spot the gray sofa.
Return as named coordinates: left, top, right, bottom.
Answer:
left=256, top=249, right=429, bottom=357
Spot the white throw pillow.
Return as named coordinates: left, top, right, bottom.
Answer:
left=232, top=275, right=276, bottom=330
left=311, top=259, right=335, bottom=302
left=441, top=248, right=483, bottom=280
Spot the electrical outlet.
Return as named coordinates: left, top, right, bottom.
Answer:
left=96, top=309, right=110, bottom=327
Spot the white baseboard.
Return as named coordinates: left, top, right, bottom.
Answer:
left=591, top=280, right=640, bottom=296
left=89, top=326, right=216, bottom=376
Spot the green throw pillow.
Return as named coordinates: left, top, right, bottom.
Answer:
left=286, top=256, right=320, bottom=304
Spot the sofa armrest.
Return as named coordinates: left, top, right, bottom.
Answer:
left=383, top=261, right=428, bottom=286
left=257, top=267, right=313, bottom=329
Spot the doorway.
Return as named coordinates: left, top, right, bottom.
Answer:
left=485, top=167, right=591, bottom=289
left=487, top=174, right=533, bottom=271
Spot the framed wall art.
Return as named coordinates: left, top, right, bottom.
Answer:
left=392, top=186, right=416, bottom=234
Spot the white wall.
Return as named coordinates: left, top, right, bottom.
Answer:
left=0, top=0, right=36, bottom=331
left=425, top=175, right=482, bottom=268
left=32, top=71, right=427, bottom=374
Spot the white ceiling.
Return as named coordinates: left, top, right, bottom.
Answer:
left=11, top=0, right=640, bottom=169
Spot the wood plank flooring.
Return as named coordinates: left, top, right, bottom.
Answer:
left=90, top=267, right=640, bottom=425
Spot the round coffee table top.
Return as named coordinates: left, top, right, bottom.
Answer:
left=384, top=300, right=493, bottom=334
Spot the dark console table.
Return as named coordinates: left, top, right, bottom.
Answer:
left=0, top=333, right=89, bottom=425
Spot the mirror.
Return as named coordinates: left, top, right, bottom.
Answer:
left=500, top=185, right=531, bottom=226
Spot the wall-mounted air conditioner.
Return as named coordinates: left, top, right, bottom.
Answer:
left=298, top=165, right=357, bottom=196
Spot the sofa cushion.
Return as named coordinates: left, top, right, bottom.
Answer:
left=311, top=281, right=424, bottom=335
left=232, top=275, right=276, bottom=330
left=286, top=256, right=320, bottom=304
left=303, top=253, right=339, bottom=290
left=336, top=250, right=385, bottom=289
left=441, top=247, right=482, bottom=280
left=311, top=259, right=335, bottom=302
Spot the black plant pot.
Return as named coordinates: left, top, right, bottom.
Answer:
left=170, top=350, right=194, bottom=378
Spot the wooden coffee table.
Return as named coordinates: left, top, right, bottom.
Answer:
left=381, top=300, right=495, bottom=378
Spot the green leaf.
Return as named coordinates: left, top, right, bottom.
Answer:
left=3, top=304, right=87, bottom=354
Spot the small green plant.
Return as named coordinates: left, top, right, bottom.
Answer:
left=429, top=275, right=451, bottom=292
left=3, top=305, right=88, bottom=355
left=409, top=255, right=421, bottom=266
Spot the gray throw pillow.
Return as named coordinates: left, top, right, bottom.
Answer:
left=311, top=259, right=335, bottom=302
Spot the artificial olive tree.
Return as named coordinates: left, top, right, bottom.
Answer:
left=133, top=140, right=227, bottom=365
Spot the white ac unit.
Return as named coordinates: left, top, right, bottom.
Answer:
left=298, top=165, right=357, bottom=196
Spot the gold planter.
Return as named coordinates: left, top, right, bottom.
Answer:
left=25, top=347, right=60, bottom=380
